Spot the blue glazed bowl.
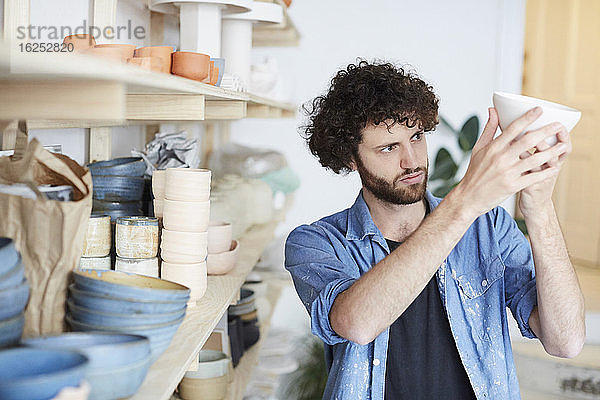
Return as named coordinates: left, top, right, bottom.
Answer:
left=72, top=269, right=190, bottom=302
left=85, top=352, right=152, bottom=399
left=0, top=348, right=88, bottom=400
left=66, top=314, right=184, bottom=360
left=0, top=281, right=29, bottom=321
left=0, top=257, right=25, bottom=290
left=92, top=199, right=142, bottom=212
left=92, top=175, right=145, bottom=202
left=0, top=313, right=25, bottom=348
left=0, top=238, right=19, bottom=276
left=68, top=284, right=187, bottom=314
left=22, top=332, right=150, bottom=370
left=87, top=157, right=146, bottom=177
left=67, top=299, right=186, bottom=327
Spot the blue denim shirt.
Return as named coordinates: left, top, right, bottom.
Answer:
left=285, top=190, right=538, bottom=400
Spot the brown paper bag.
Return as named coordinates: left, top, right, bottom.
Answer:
left=0, top=124, right=92, bottom=336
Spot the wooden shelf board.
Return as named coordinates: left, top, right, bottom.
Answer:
left=131, top=217, right=283, bottom=400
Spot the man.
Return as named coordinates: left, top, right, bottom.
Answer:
left=285, top=61, right=585, bottom=399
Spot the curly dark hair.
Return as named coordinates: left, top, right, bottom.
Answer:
left=301, top=60, right=439, bottom=174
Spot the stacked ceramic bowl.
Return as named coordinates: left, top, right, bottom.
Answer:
left=0, top=348, right=89, bottom=400
left=0, top=238, right=30, bottom=348
left=114, top=217, right=159, bottom=278
left=178, top=350, right=232, bottom=400
left=207, top=222, right=238, bottom=276
left=79, top=214, right=112, bottom=270
left=159, top=168, right=211, bottom=304
left=23, top=333, right=152, bottom=400
left=88, top=157, right=146, bottom=221
left=151, top=170, right=166, bottom=219
left=228, top=288, right=259, bottom=366
left=67, top=269, right=189, bottom=361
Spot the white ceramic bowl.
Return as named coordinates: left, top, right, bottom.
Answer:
left=165, top=168, right=211, bottom=202
left=161, top=229, right=207, bottom=257
left=184, top=350, right=230, bottom=379
left=492, top=91, right=582, bottom=146
left=207, top=222, right=233, bottom=254
left=206, top=240, right=239, bottom=276
left=152, top=170, right=166, bottom=200
left=160, top=261, right=207, bottom=301
left=115, top=257, right=159, bottom=278
left=162, top=199, right=210, bottom=232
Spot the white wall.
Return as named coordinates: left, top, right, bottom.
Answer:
left=232, top=0, right=526, bottom=238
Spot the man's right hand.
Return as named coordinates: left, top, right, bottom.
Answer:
left=452, top=106, right=566, bottom=218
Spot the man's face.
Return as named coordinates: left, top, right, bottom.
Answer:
left=353, top=120, right=429, bottom=205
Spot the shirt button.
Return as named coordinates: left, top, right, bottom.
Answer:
left=482, top=279, right=488, bottom=287
left=373, top=359, right=380, bottom=366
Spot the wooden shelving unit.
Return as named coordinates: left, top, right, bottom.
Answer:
left=0, top=42, right=295, bottom=125
left=132, top=214, right=286, bottom=400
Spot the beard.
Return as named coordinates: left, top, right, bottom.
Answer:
left=355, top=156, right=428, bottom=205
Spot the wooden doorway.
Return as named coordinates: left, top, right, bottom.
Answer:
left=523, top=0, right=600, bottom=267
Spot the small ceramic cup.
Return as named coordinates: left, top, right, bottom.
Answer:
left=161, top=261, right=207, bottom=301
left=134, top=45, right=174, bottom=73
left=115, top=217, right=159, bottom=259
left=78, top=255, right=111, bottom=270
left=171, top=51, right=210, bottom=81
left=94, top=44, right=136, bottom=61
left=163, top=200, right=210, bottom=232
left=184, top=350, right=231, bottom=379
left=115, top=256, right=159, bottom=278
left=164, top=168, right=211, bottom=202
left=82, top=214, right=111, bottom=257
left=178, top=373, right=228, bottom=400
left=160, top=229, right=208, bottom=263
left=153, top=199, right=164, bottom=218
left=127, top=56, right=162, bottom=71
left=63, top=34, right=96, bottom=51
left=207, top=240, right=239, bottom=275
left=207, top=222, right=232, bottom=254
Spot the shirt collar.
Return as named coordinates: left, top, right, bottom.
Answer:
left=346, top=189, right=442, bottom=242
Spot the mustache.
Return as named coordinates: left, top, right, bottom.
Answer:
left=395, top=166, right=427, bottom=182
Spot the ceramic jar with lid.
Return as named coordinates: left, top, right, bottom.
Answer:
left=115, top=217, right=159, bottom=259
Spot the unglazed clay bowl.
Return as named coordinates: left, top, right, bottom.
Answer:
left=94, top=44, right=136, bottom=61
left=134, top=46, right=174, bottom=73
left=492, top=91, right=582, bottom=146
left=207, top=222, right=233, bottom=254
left=63, top=34, right=96, bottom=51
left=160, top=229, right=208, bottom=262
left=162, top=199, right=210, bottom=232
left=171, top=52, right=210, bottom=82
left=127, top=56, right=162, bottom=72
left=151, top=170, right=166, bottom=199
left=164, top=168, right=211, bottom=202
left=160, top=261, right=207, bottom=301
left=206, top=240, right=239, bottom=276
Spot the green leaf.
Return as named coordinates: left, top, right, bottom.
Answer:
left=429, top=148, right=458, bottom=181
left=433, top=180, right=459, bottom=198
left=458, top=115, right=479, bottom=152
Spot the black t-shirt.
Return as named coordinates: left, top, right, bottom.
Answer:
left=384, top=238, right=476, bottom=400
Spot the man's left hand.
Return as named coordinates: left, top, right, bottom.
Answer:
left=518, top=124, right=572, bottom=218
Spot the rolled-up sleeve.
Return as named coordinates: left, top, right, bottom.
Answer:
left=494, top=207, right=538, bottom=339
left=285, top=224, right=358, bottom=345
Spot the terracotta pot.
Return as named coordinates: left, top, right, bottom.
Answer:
left=94, top=44, right=136, bottom=61
left=63, top=34, right=96, bottom=51
left=127, top=56, right=162, bottom=72
left=134, top=46, right=174, bottom=73
left=81, top=46, right=123, bottom=62
left=171, top=52, right=210, bottom=82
